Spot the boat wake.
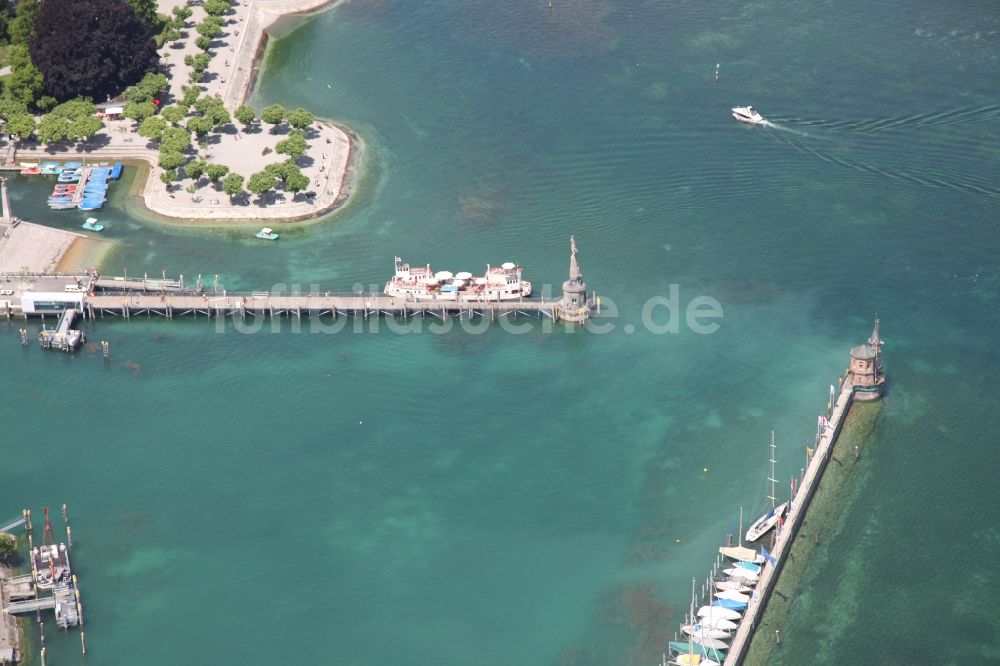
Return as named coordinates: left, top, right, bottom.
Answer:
left=765, top=103, right=1000, bottom=135
left=757, top=119, right=808, bottom=136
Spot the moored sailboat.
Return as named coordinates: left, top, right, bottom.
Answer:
left=746, top=431, right=789, bottom=542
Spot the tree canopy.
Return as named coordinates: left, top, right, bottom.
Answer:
left=247, top=171, right=276, bottom=196
left=0, top=534, right=16, bottom=560
left=287, top=108, right=314, bottom=131
left=234, top=105, right=256, bottom=127
left=30, top=0, right=160, bottom=102
left=260, top=104, right=285, bottom=128
left=222, top=172, right=245, bottom=197
left=124, top=0, right=157, bottom=27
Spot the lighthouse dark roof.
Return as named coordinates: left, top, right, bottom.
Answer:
left=850, top=344, right=877, bottom=360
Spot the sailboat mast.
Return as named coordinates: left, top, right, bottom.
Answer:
left=738, top=506, right=743, bottom=548
left=768, top=431, right=777, bottom=511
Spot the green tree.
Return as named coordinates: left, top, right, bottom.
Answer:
left=65, top=115, right=103, bottom=141
left=286, top=108, right=314, bottom=131
left=246, top=171, right=276, bottom=197
left=125, top=72, right=168, bottom=103
left=0, top=99, right=28, bottom=121
left=195, top=35, right=212, bottom=51
left=186, top=115, right=213, bottom=137
left=0, top=534, right=16, bottom=560
left=185, top=53, right=212, bottom=73
left=171, top=5, right=193, bottom=23
left=285, top=170, right=309, bottom=194
left=260, top=104, right=285, bottom=130
left=37, top=115, right=69, bottom=144
left=158, top=150, right=187, bottom=170
left=205, top=163, right=229, bottom=183
left=222, top=172, right=244, bottom=197
left=202, top=0, right=230, bottom=17
left=4, top=45, right=44, bottom=107
left=193, top=96, right=230, bottom=127
left=180, top=85, right=201, bottom=108
left=161, top=105, right=187, bottom=126
left=234, top=105, right=256, bottom=128
left=185, top=158, right=207, bottom=180
left=275, top=133, right=307, bottom=158
left=160, top=126, right=191, bottom=153
left=162, top=26, right=181, bottom=44
left=6, top=114, right=37, bottom=140
left=35, top=96, right=58, bottom=112
left=138, top=115, right=167, bottom=141
left=196, top=19, right=221, bottom=40
left=124, top=0, right=158, bottom=26
left=8, top=0, right=39, bottom=46
left=160, top=169, right=178, bottom=186
left=124, top=100, right=156, bottom=122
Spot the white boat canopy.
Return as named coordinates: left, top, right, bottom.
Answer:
left=501, top=262, right=516, bottom=270
left=455, top=271, right=472, bottom=280
left=434, top=271, right=453, bottom=280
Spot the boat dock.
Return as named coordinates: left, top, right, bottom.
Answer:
left=0, top=506, right=87, bottom=663
left=37, top=309, right=83, bottom=351
left=717, top=322, right=885, bottom=665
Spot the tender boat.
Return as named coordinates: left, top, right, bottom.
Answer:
left=255, top=227, right=279, bottom=240
left=731, top=105, right=764, bottom=124
left=20, top=166, right=41, bottom=175
left=385, top=257, right=532, bottom=302
left=81, top=218, right=104, bottom=231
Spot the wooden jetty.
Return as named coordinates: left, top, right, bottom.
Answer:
left=720, top=320, right=884, bottom=665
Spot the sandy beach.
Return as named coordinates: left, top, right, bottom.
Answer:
left=55, top=237, right=116, bottom=273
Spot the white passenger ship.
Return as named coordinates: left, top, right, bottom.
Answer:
left=384, top=257, right=532, bottom=301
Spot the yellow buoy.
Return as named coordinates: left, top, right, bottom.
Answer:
left=703, top=467, right=709, bottom=473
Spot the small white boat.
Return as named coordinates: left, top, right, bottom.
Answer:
left=688, top=635, right=729, bottom=650
left=715, top=580, right=752, bottom=594
left=681, top=624, right=731, bottom=640
left=697, top=605, right=741, bottom=621
left=731, top=105, right=764, bottom=124
left=698, top=617, right=739, bottom=631
left=714, top=589, right=750, bottom=603
left=746, top=431, right=788, bottom=542
left=255, top=227, right=279, bottom=240
left=723, top=567, right=759, bottom=583
left=81, top=217, right=104, bottom=232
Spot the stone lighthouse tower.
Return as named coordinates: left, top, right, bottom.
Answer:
left=847, top=317, right=885, bottom=401
left=557, top=236, right=590, bottom=322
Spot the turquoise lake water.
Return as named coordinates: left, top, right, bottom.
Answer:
left=2, top=0, right=1000, bottom=663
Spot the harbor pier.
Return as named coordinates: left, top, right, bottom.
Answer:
left=3, top=238, right=598, bottom=342
left=719, top=320, right=885, bottom=665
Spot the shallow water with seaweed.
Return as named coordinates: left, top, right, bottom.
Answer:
left=2, top=0, right=1000, bottom=663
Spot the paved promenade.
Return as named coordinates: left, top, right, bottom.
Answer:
left=14, top=0, right=355, bottom=223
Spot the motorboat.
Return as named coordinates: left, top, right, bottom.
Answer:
left=256, top=227, right=279, bottom=240
left=81, top=218, right=104, bottom=231
left=731, top=105, right=764, bottom=124
left=712, top=598, right=747, bottom=611
left=697, top=617, right=739, bottom=631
